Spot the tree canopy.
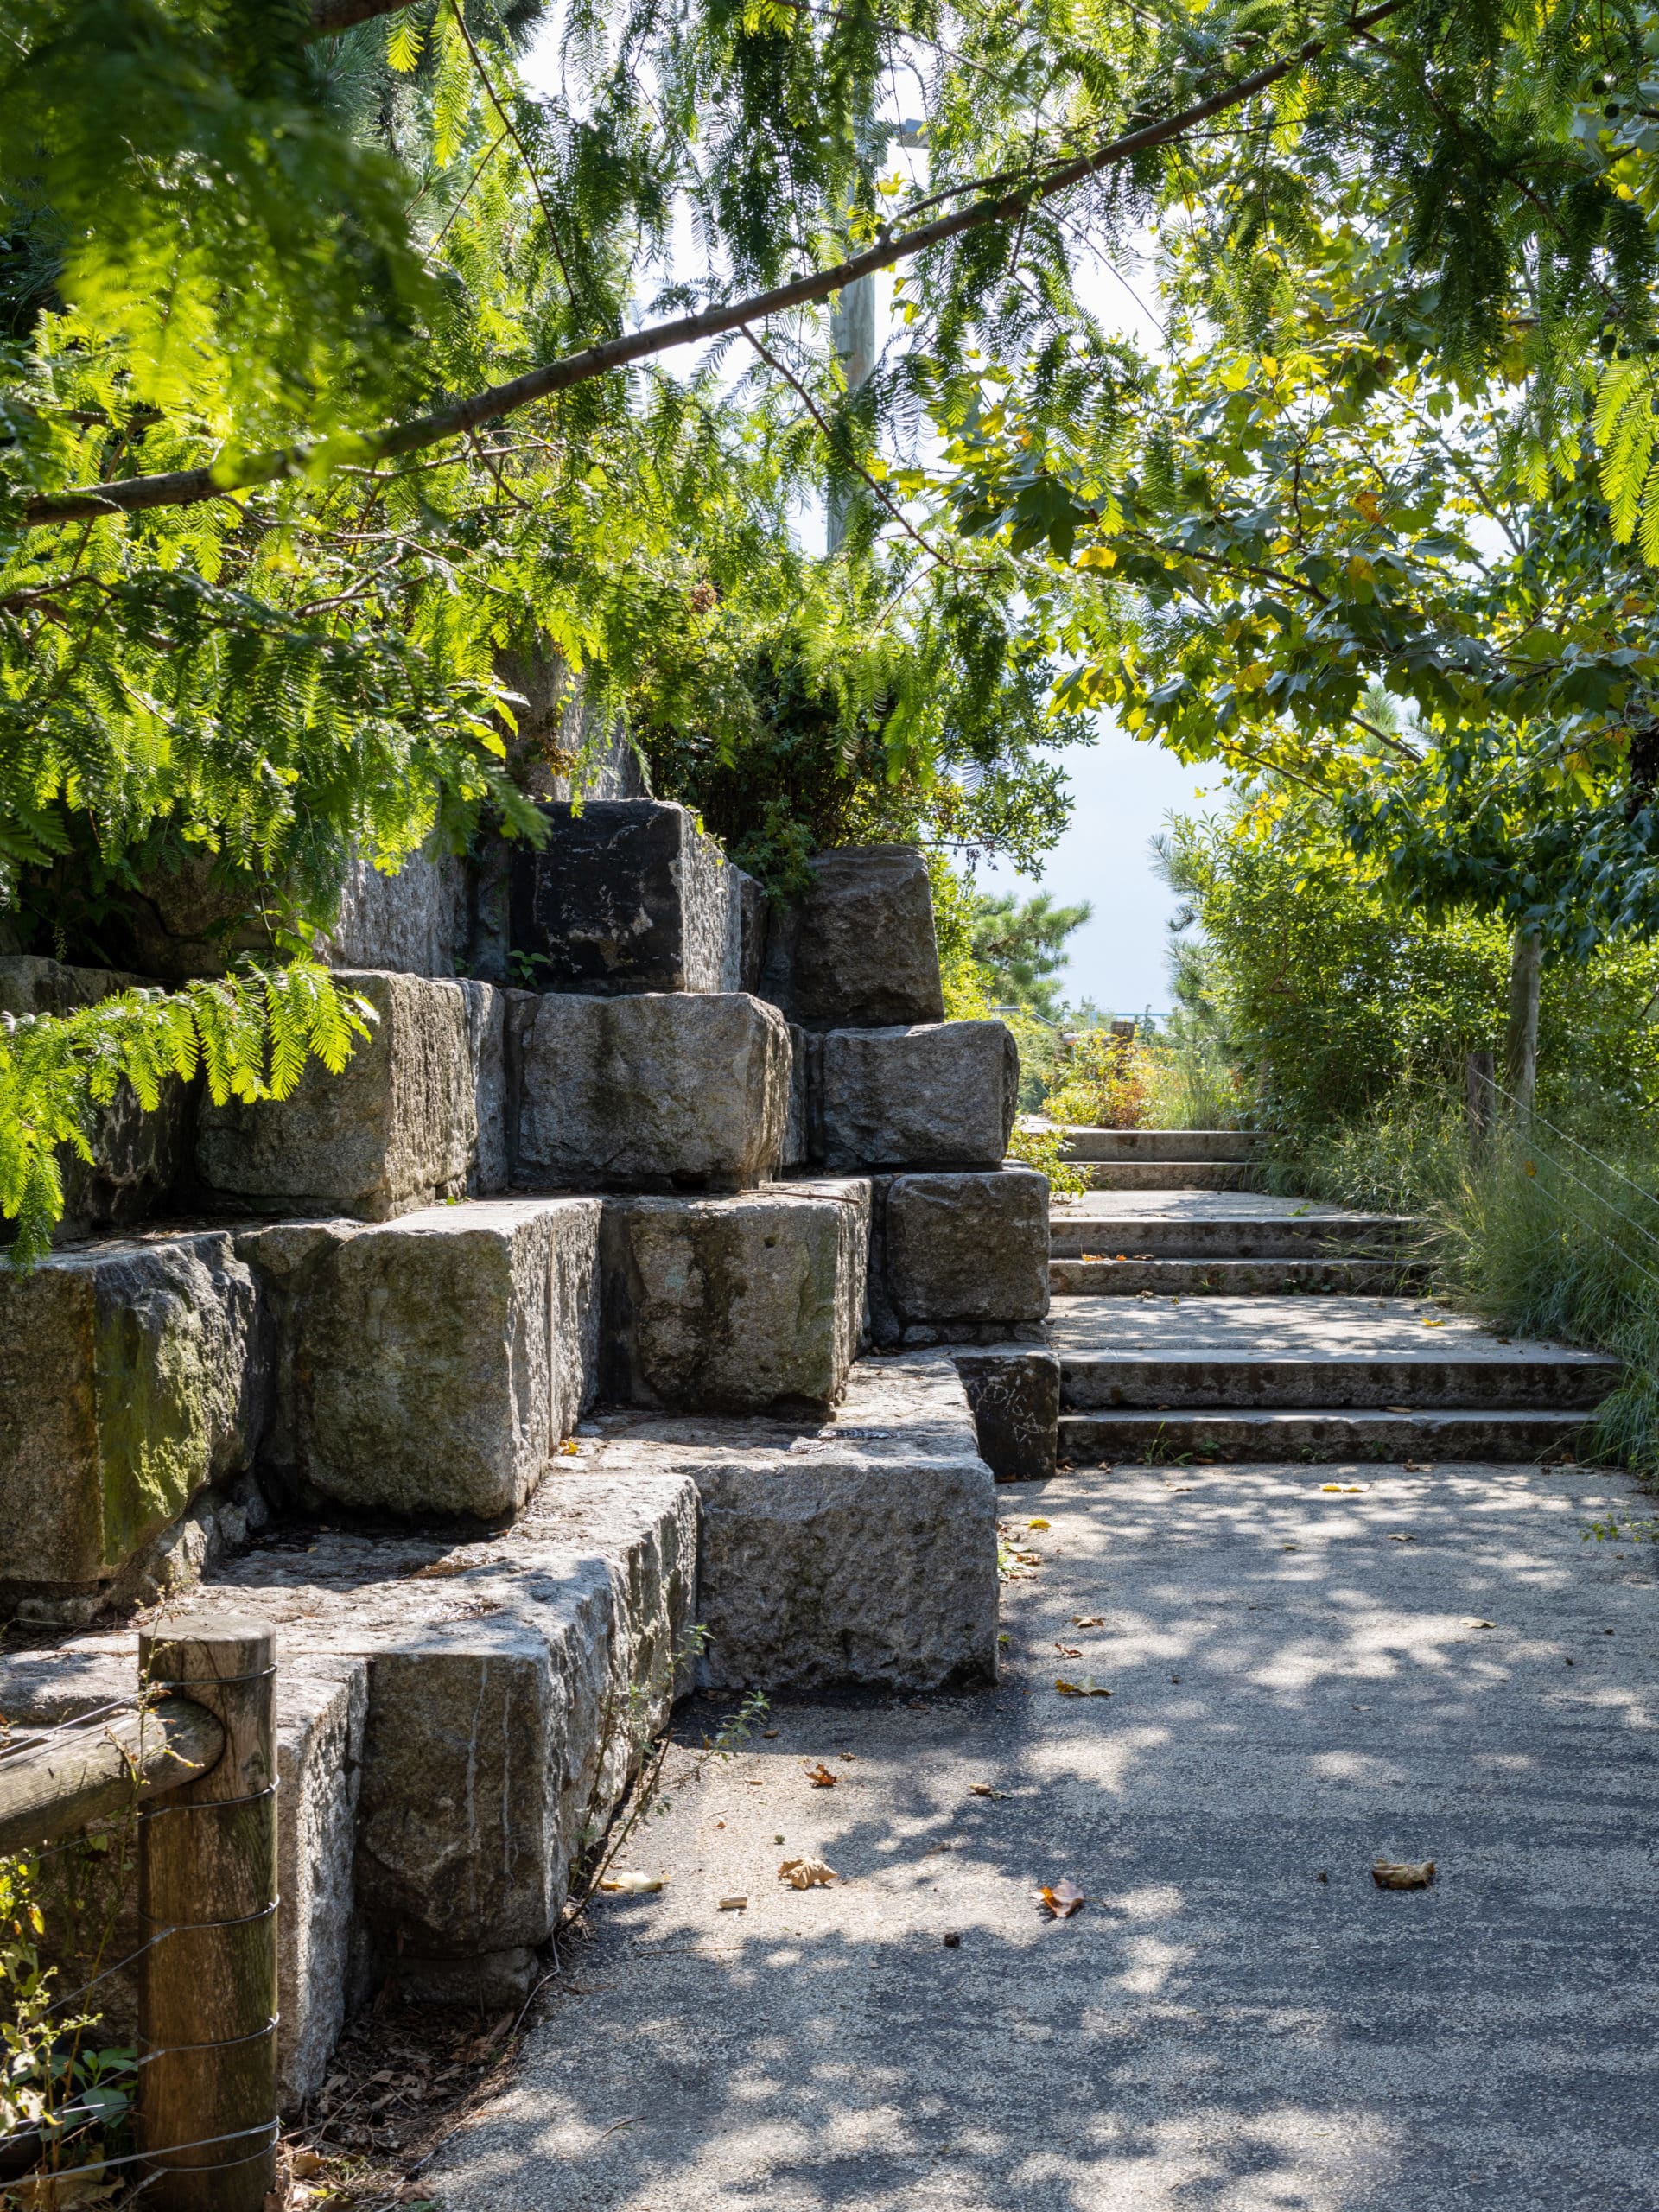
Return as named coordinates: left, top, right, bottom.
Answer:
left=7, top=0, right=1659, bottom=1250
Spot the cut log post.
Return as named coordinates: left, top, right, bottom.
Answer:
left=137, top=1615, right=278, bottom=2212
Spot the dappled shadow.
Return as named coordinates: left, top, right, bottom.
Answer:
left=433, top=1459, right=1659, bottom=2212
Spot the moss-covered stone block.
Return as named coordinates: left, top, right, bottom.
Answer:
left=0, top=1231, right=268, bottom=1603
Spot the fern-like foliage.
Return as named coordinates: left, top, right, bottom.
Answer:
left=0, top=966, right=373, bottom=1262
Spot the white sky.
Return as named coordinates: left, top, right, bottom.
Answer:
left=519, top=23, right=1229, bottom=1007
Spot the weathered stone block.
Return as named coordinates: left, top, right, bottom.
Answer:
left=512, top=991, right=789, bottom=1190
left=509, top=800, right=752, bottom=994
left=461, top=979, right=509, bottom=1194
left=760, top=846, right=944, bottom=1027
left=316, top=848, right=470, bottom=977
left=196, top=969, right=474, bottom=1220
left=600, top=1183, right=869, bottom=1414
left=240, top=1198, right=601, bottom=1521
left=196, top=1469, right=698, bottom=1998
left=0, top=1230, right=267, bottom=1604
left=819, top=1020, right=1020, bottom=1170
left=880, top=1166, right=1050, bottom=1339
left=952, top=1346, right=1060, bottom=1483
left=0, top=957, right=190, bottom=1242
left=585, top=1354, right=999, bottom=1691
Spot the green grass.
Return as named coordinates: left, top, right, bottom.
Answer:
left=1274, top=1089, right=1659, bottom=1475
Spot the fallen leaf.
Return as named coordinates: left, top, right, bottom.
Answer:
left=1034, top=1879, right=1086, bottom=1920
left=779, top=1856, right=839, bottom=1890
left=1388, top=1532, right=1416, bottom=1543
left=804, top=1763, right=837, bottom=1788
left=1054, top=1643, right=1083, bottom=1658
left=969, top=1783, right=1007, bottom=1798
left=1421, top=1318, right=1446, bottom=1328
left=556, top=1437, right=582, bottom=1456
left=1461, top=1618, right=1497, bottom=1630
left=600, top=1872, right=665, bottom=1894
left=744, top=1777, right=765, bottom=1786
left=838, top=1751, right=856, bottom=1761
left=1073, top=1615, right=1106, bottom=1628
left=1282, top=1543, right=1300, bottom=1551
left=1319, top=1483, right=1344, bottom=1493
left=1055, top=1676, right=1114, bottom=1697
left=762, top=1728, right=779, bottom=1738
left=290, top=2152, right=324, bottom=2180
left=1014, top=1550, right=1043, bottom=1566
left=1372, top=1859, right=1435, bottom=1890
left=1402, top=1460, right=1430, bottom=1472
left=717, top=1895, right=748, bottom=1911
left=1027, top=1517, right=1051, bottom=1530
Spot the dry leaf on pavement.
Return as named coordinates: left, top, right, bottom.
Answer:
left=804, top=1763, right=837, bottom=1788
left=1372, top=1859, right=1435, bottom=1889
left=779, top=1856, right=839, bottom=1890
left=1034, top=1879, right=1086, bottom=1920
left=1073, top=1615, right=1106, bottom=1628
left=1388, top=1532, right=1416, bottom=1542
left=969, top=1783, right=1007, bottom=1798
left=1054, top=1643, right=1083, bottom=1658
left=1462, top=1618, right=1497, bottom=1630
left=600, top=1872, right=665, bottom=1894
left=1055, top=1676, right=1114, bottom=1697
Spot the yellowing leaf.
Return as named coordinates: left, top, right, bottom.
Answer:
left=779, top=1856, right=838, bottom=1889
left=1027, top=1517, right=1050, bottom=1530
left=804, top=1763, right=837, bottom=1788
left=1055, top=1676, right=1113, bottom=1697
left=386, top=16, right=425, bottom=68
left=1034, top=1879, right=1086, bottom=1919
left=1372, top=1859, right=1435, bottom=1890
left=600, top=1872, right=664, bottom=1893
left=1076, top=545, right=1117, bottom=569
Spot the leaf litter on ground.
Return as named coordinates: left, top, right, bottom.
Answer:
left=804, top=1763, right=837, bottom=1788
left=779, top=1857, right=838, bottom=1890
left=1034, top=1880, right=1086, bottom=1920
left=1372, top=1859, right=1435, bottom=1890
left=1055, top=1676, right=1114, bottom=1697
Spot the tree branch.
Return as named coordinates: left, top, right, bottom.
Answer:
left=28, top=0, right=1409, bottom=531
left=308, top=0, right=422, bottom=37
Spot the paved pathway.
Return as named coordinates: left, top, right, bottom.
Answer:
left=433, top=1453, right=1659, bottom=2212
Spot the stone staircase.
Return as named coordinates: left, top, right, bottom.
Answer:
left=1046, top=1128, right=1620, bottom=1465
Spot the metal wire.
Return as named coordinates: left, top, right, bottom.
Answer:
left=0, top=2121, right=281, bottom=2186
left=135, top=1782, right=277, bottom=1824
left=1476, top=1068, right=1659, bottom=1224
left=1471, top=1068, right=1659, bottom=1269
left=0, top=1699, right=147, bottom=1761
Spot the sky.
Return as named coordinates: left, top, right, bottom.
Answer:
left=969, top=729, right=1230, bottom=1015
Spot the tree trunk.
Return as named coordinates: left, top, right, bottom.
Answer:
left=1503, top=925, right=1542, bottom=1114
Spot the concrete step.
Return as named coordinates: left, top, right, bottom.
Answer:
left=1049, top=1295, right=1620, bottom=1413
left=1056, top=1128, right=1262, bottom=1163
left=1075, top=1160, right=1260, bottom=1191
left=1058, top=1408, right=1592, bottom=1465
left=1050, top=1257, right=1437, bottom=1297
left=1049, top=1193, right=1414, bottom=1260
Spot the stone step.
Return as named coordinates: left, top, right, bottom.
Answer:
left=1049, top=1195, right=1413, bottom=1259
left=510, top=798, right=749, bottom=995
left=1050, top=1295, right=1620, bottom=1412
left=1050, top=1257, right=1436, bottom=1296
left=1056, top=1128, right=1262, bottom=1163
left=600, top=1180, right=871, bottom=1414
left=871, top=1167, right=1049, bottom=1348
left=582, top=1351, right=997, bottom=1695
left=1057, top=1408, right=1592, bottom=1464
left=1071, top=1160, right=1261, bottom=1191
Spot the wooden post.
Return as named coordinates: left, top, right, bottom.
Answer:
left=1465, top=1050, right=1495, bottom=1156
left=137, top=1615, right=278, bottom=2212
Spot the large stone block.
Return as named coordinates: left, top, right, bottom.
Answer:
left=196, top=969, right=474, bottom=1219
left=509, top=800, right=752, bottom=995
left=196, top=1470, right=698, bottom=2000
left=585, top=1353, right=999, bottom=1692
left=0, top=1230, right=267, bottom=1605
left=600, top=1183, right=869, bottom=1414
left=461, top=979, right=509, bottom=1194
left=877, top=1166, right=1050, bottom=1342
left=316, top=848, right=470, bottom=977
left=512, top=992, right=789, bottom=1191
left=0, top=957, right=190, bottom=1242
left=819, top=1020, right=1019, bottom=1170
left=952, top=1346, right=1060, bottom=1483
left=760, top=846, right=944, bottom=1027
left=240, top=1198, right=601, bottom=1521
